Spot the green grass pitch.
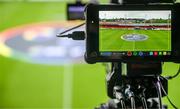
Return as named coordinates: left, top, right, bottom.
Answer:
left=0, top=1, right=180, bottom=109
left=100, top=28, right=171, bottom=52
left=0, top=1, right=107, bottom=109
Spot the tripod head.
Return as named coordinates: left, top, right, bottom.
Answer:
left=104, top=62, right=168, bottom=108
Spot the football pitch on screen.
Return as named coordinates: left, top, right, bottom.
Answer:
left=100, top=28, right=171, bottom=52
left=0, top=1, right=179, bottom=109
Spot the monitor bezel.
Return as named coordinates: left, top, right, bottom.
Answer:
left=85, top=4, right=179, bottom=63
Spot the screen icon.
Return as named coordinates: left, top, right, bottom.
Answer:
left=154, top=52, right=158, bottom=56
left=127, top=51, right=132, bottom=56
left=139, top=52, right=143, bottom=56
left=159, top=52, right=162, bottom=55
left=167, top=52, right=171, bottom=55
left=149, top=52, right=153, bottom=56
left=133, top=52, right=138, bottom=56
left=163, top=52, right=167, bottom=55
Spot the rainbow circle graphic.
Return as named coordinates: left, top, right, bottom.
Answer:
left=0, top=21, right=85, bottom=64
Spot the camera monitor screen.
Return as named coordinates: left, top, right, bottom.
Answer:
left=99, top=10, right=171, bottom=57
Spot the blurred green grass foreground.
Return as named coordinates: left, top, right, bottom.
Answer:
left=0, top=1, right=107, bottom=109
left=0, top=0, right=180, bottom=109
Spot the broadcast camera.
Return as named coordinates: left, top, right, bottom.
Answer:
left=57, top=0, right=180, bottom=108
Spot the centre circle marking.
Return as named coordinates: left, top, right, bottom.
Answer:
left=121, top=34, right=148, bottom=41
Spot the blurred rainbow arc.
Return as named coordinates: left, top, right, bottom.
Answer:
left=0, top=21, right=85, bottom=65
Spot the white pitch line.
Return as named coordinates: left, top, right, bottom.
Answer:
left=133, top=41, right=135, bottom=51
left=62, top=63, right=73, bottom=109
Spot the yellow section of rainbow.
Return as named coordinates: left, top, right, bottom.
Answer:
left=0, top=35, right=12, bottom=57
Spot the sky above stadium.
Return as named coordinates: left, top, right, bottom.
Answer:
left=99, top=11, right=171, bottom=20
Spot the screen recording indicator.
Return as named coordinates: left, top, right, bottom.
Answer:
left=99, top=10, right=171, bottom=57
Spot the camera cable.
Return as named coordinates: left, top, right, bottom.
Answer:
left=154, top=76, right=163, bottom=109
left=120, top=100, right=126, bottom=109
left=114, top=86, right=126, bottom=109
left=166, top=64, right=180, bottom=80
left=159, top=76, right=178, bottom=109
left=138, top=85, right=148, bottom=109
left=58, top=22, right=85, bottom=35
left=130, top=97, right=136, bottom=109
left=115, top=92, right=126, bottom=109
left=141, top=97, right=148, bottom=109
left=125, top=85, right=136, bottom=109
left=56, top=22, right=85, bottom=40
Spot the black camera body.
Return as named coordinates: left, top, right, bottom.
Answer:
left=85, top=3, right=180, bottom=64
